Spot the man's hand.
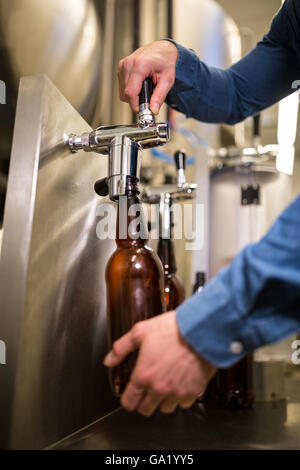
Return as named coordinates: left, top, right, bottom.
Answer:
left=103, top=311, right=217, bottom=417
left=118, top=40, right=178, bottom=115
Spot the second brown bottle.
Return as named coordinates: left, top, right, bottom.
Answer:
left=105, top=176, right=166, bottom=397
left=157, top=235, right=185, bottom=311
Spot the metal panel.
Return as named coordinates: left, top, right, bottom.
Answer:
left=0, top=0, right=102, bottom=121
left=0, top=75, right=118, bottom=449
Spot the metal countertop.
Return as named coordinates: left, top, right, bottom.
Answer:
left=50, top=374, right=300, bottom=450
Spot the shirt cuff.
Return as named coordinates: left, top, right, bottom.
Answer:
left=176, top=276, right=246, bottom=368
left=160, top=38, right=200, bottom=112
left=160, top=38, right=234, bottom=123
left=176, top=273, right=300, bottom=368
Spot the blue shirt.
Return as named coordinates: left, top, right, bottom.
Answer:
left=164, top=0, right=300, bottom=367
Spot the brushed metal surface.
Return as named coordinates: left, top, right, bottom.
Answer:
left=0, top=0, right=102, bottom=122
left=0, top=75, right=118, bottom=449
left=253, top=360, right=286, bottom=402
left=50, top=375, right=300, bottom=450
left=0, top=0, right=103, bottom=224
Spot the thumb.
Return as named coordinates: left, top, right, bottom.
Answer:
left=150, top=72, right=174, bottom=114
left=103, top=325, right=142, bottom=367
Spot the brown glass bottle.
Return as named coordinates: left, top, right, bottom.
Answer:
left=192, top=271, right=254, bottom=408
left=192, top=272, right=219, bottom=405
left=105, top=177, right=166, bottom=397
left=203, top=355, right=254, bottom=408
left=157, top=237, right=185, bottom=310
left=217, top=353, right=254, bottom=408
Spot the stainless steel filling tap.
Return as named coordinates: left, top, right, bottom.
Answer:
left=68, top=78, right=170, bottom=201
left=142, top=150, right=197, bottom=238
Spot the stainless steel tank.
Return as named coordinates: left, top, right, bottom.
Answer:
left=0, top=0, right=103, bottom=221
left=210, top=158, right=295, bottom=365
left=0, top=0, right=170, bottom=449
left=0, top=75, right=118, bottom=450
left=0, top=0, right=102, bottom=121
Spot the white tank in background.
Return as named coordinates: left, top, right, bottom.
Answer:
left=171, top=0, right=242, bottom=294
left=210, top=166, right=292, bottom=275
left=210, top=161, right=295, bottom=363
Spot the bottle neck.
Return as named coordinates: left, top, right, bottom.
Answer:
left=157, top=237, right=177, bottom=275
left=193, top=272, right=206, bottom=293
left=116, top=178, right=148, bottom=247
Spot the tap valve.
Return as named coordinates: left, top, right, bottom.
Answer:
left=141, top=150, right=197, bottom=238
left=142, top=150, right=197, bottom=204
left=68, top=78, right=170, bottom=201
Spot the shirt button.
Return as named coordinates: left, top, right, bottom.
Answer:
left=230, top=341, right=243, bottom=354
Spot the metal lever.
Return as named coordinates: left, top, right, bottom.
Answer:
left=138, top=78, right=155, bottom=126
left=174, top=150, right=187, bottom=188
left=142, top=150, right=196, bottom=204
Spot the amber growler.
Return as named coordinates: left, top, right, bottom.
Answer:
left=193, top=273, right=253, bottom=408
left=156, top=156, right=187, bottom=310
left=157, top=235, right=185, bottom=311
left=105, top=176, right=166, bottom=396
left=203, top=356, right=254, bottom=408
left=212, top=117, right=259, bottom=408
left=192, top=272, right=219, bottom=405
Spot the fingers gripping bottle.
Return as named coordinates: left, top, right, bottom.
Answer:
left=105, top=176, right=166, bottom=396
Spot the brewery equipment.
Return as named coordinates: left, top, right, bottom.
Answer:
left=142, top=150, right=197, bottom=310
left=69, top=79, right=170, bottom=201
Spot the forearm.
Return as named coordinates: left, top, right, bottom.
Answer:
left=176, top=195, right=300, bottom=367
left=165, top=1, right=300, bottom=125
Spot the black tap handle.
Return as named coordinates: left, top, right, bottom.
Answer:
left=94, top=177, right=108, bottom=197
left=139, top=78, right=154, bottom=106
left=174, top=150, right=186, bottom=171
left=253, top=113, right=261, bottom=138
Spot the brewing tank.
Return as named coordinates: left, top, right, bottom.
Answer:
left=0, top=0, right=102, bottom=219
left=210, top=162, right=294, bottom=362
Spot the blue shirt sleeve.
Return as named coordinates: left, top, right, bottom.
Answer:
left=165, top=0, right=300, bottom=124
left=166, top=0, right=300, bottom=367
left=177, top=195, right=300, bottom=368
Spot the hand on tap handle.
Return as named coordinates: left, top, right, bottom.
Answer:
left=118, top=40, right=178, bottom=114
